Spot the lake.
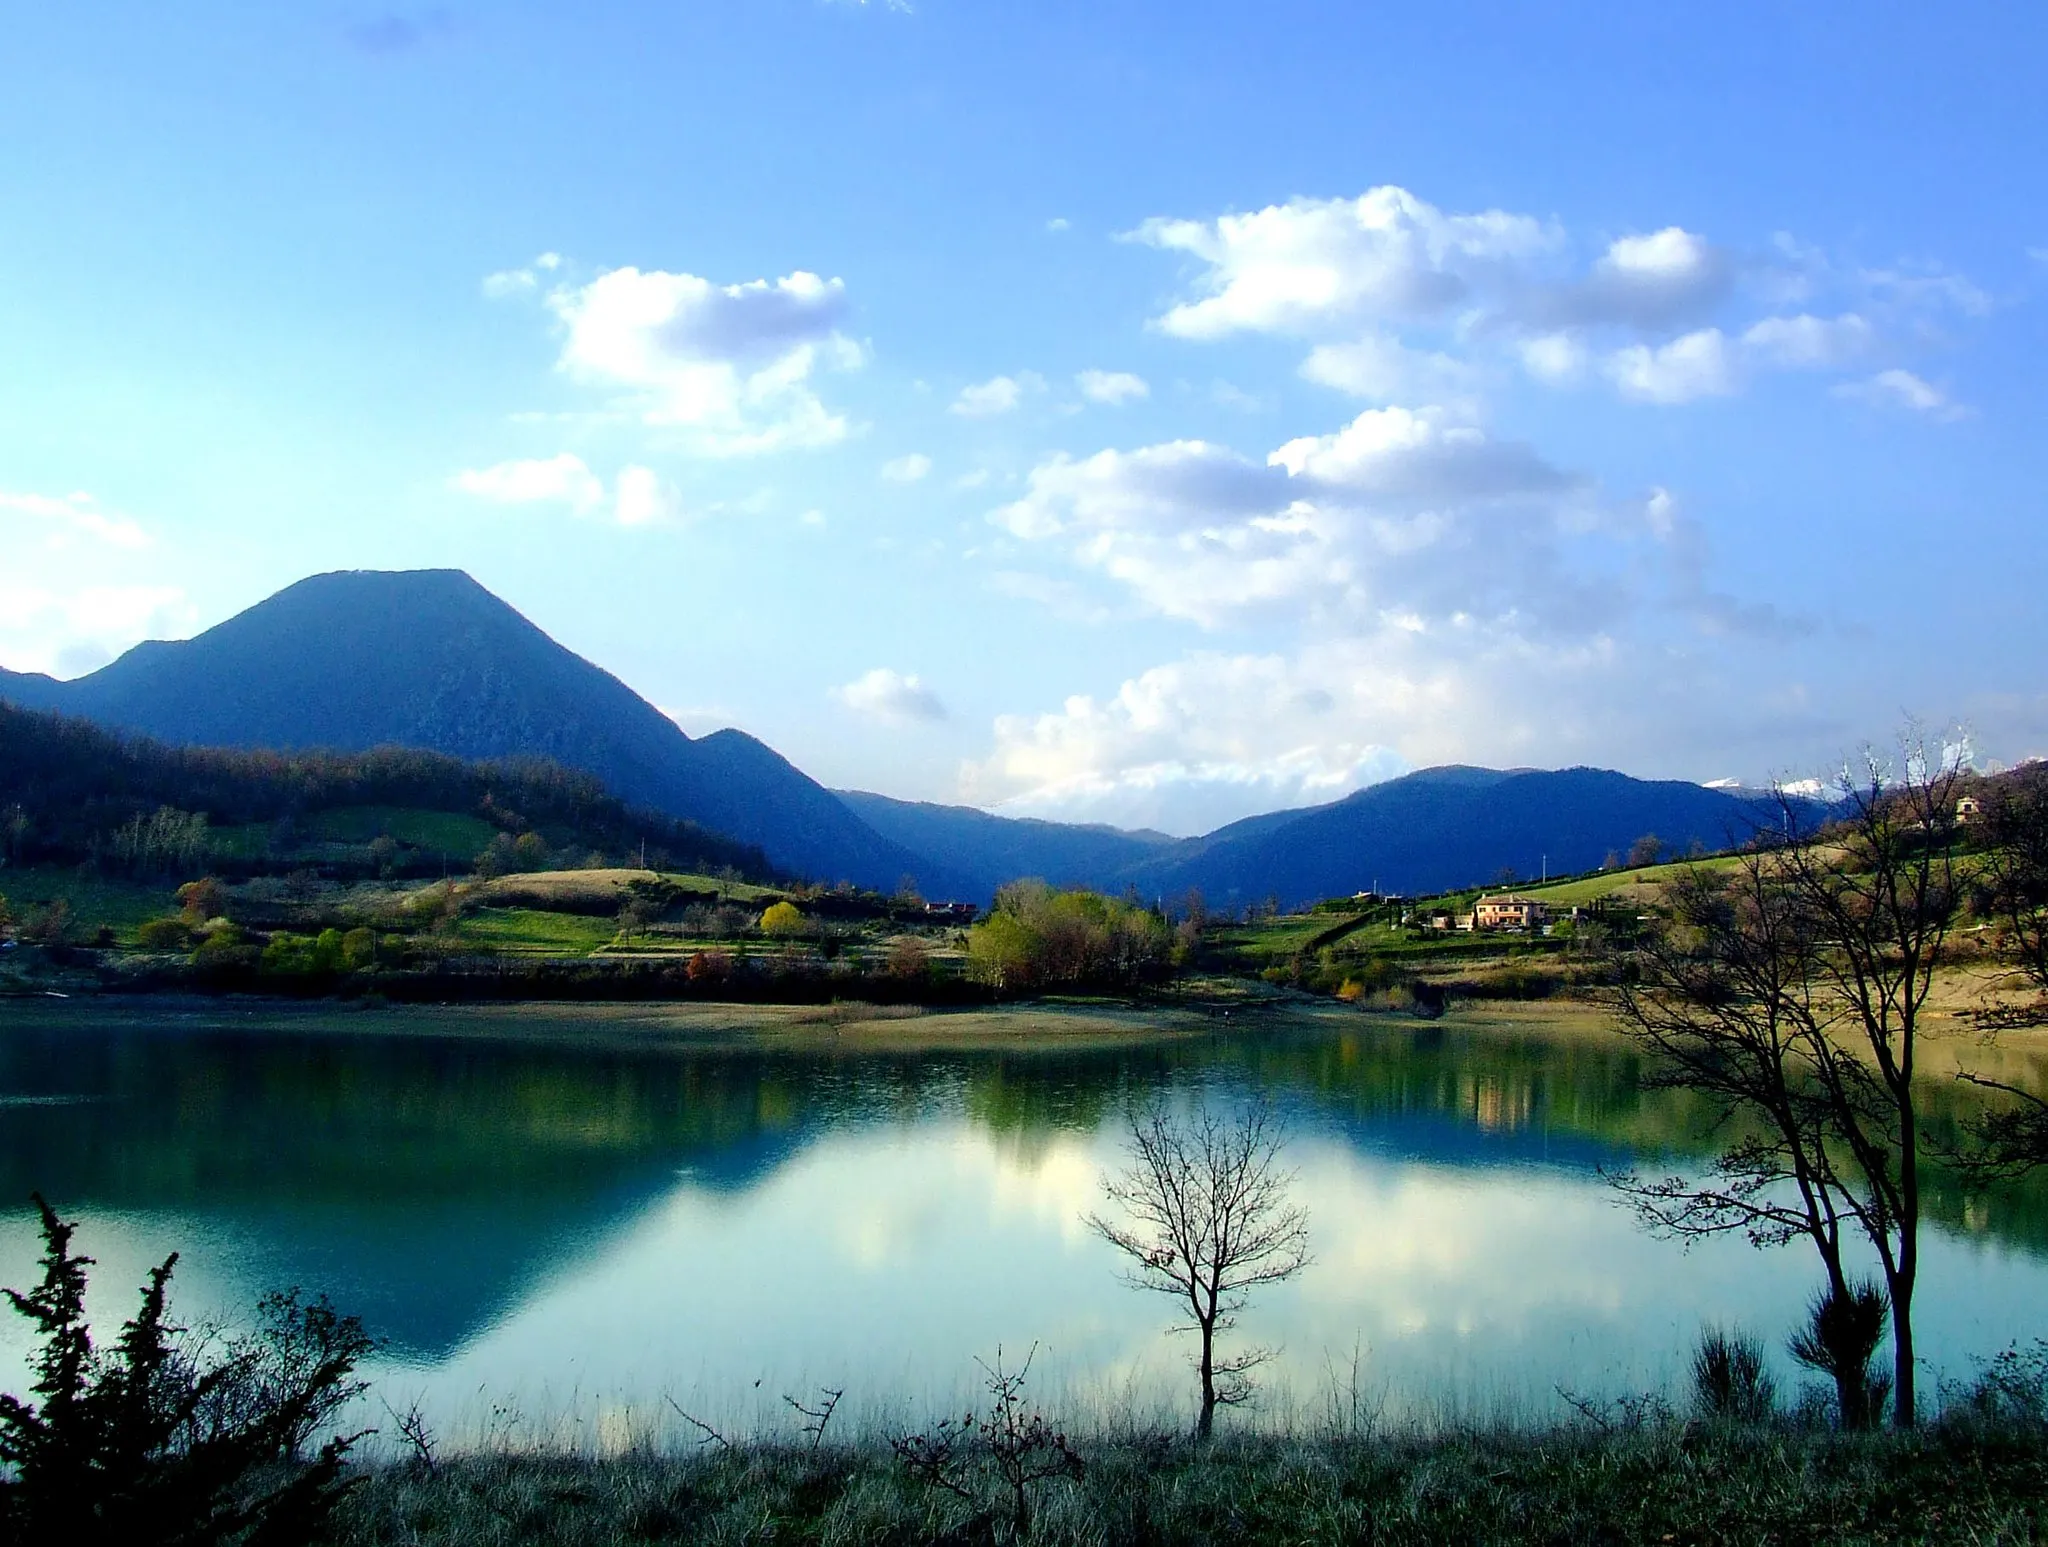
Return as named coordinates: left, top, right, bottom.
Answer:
left=1, top=996, right=2044, bottom=1445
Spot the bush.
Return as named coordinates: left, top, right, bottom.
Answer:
left=1691, top=1327, right=1776, bottom=1423
left=966, top=882, right=1172, bottom=993
left=177, top=877, right=229, bottom=922
left=137, top=917, right=196, bottom=952
left=760, top=901, right=808, bottom=938
left=0, top=1196, right=373, bottom=1544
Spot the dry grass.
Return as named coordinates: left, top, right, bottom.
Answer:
left=334, top=1421, right=2048, bottom=1546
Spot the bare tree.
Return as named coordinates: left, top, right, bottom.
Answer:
left=1609, top=735, right=1964, bottom=1426
left=1086, top=1099, right=1311, bottom=1438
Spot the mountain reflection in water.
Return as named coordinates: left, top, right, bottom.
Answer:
left=0, top=1001, right=2042, bottom=1427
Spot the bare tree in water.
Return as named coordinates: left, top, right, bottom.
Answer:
left=1087, top=1099, right=1310, bottom=1439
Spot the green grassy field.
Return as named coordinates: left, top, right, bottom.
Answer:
left=0, top=865, right=179, bottom=943
left=1517, top=853, right=1746, bottom=905
left=450, top=907, right=622, bottom=957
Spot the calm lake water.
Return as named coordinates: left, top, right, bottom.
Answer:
left=1, top=998, right=2045, bottom=1443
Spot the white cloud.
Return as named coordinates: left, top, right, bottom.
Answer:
left=834, top=667, right=948, bottom=724
left=0, top=583, right=194, bottom=678
left=964, top=604, right=1834, bottom=834
left=454, top=454, right=686, bottom=525
left=991, top=409, right=1589, bottom=630
left=1517, top=332, right=1586, bottom=384
left=951, top=373, right=1041, bottom=417
left=1075, top=369, right=1150, bottom=405
left=547, top=267, right=860, bottom=454
left=0, top=489, right=149, bottom=551
left=1131, top=186, right=1963, bottom=412
left=455, top=453, right=606, bottom=512
left=1548, top=227, right=1732, bottom=330
left=1135, top=186, right=1554, bottom=340
left=1833, top=368, right=1970, bottom=421
left=880, top=453, right=933, bottom=483
left=1046, top=217, right=1071, bottom=233
left=1269, top=405, right=1573, bottom=502
left=612, top=464, right=685, bottom=527
left=965, top=649, right=1414, bottom=834
left=1604, top=328, right=1739, bottom=403
left=1740, top=312, right=1874, bottom=369
left=1298, top=334, right=1472, bottom=403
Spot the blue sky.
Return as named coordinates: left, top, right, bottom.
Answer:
left=3, top=1, right=2044, bottom=833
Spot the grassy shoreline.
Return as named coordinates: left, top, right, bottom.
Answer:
left=333, top=1421, right=2048, bottom=1545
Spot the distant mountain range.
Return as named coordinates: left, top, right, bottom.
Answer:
left=0, top=569, right=1785, bottom=904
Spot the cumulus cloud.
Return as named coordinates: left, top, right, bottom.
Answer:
left=1075, top=369, right=1150, bottom=406
left=1833, top=368, right=1970, bottom=420
left=1536, top=227, right=1733, bottom=331
left=834, top=667, right=948, bottom=724
left=951, top=373, right=1041, bottom=417
left=482, top=251, right=561, bottom=299
left=963, top=648, right=1418, bottom=833
left=1604, top=329, right=1740, bottom=403
left=1517, top=332, right=1587, bottom=384
left=453, top=454, right=684, bottom=525
left=0, top=583, right=193, bottom=679
left=455, top=453, right=606, bottom=512
left=880, top=452, right=933, bottom=483
left=964, top=607, right=1836, bottom=834
left=0, top=489, right=149, bottom=550
left=1299, top=334, right=1474, bottom=403
left=990, top=408, right=1587, bottom=629
left=1740, top=312, right=1874, bottom=369
left=1603, top=313, right=1880, bottom=402
left=612, top=464, right=686, bottom=526
left=1134, top=185, right=1963, bottom=409
left=545, top=266, right=860, bottom=454
left=1135, top=186, right=1554, bottom=340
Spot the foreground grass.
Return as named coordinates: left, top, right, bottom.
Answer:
left=336, top=1423, right=2048, bottom=1546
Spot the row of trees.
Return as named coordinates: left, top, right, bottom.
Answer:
left=1611, top=739, right=2048, bottom=1427
left=965, top=881, right=1176, bottom=993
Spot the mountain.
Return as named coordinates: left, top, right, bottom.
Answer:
left=0, top=568, right=1798, bottom=909
left=0, top=570, right=954, bottom=893
left=1122, top=765, right=1780, bottom=905
left=836, top=790, right=1177, bottom=899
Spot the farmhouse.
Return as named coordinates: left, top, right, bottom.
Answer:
left=1473, top=894, right=1550, bottom=932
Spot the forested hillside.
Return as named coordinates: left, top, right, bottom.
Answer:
left=0, top=702, right=772, bottom=881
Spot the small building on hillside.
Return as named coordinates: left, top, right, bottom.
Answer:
left=1473, top=894, right=1550, bottom=932
left=1957, top=796, right=1984, bottom=827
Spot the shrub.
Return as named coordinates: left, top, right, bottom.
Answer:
left=1690, top=1327, right=1777, bottom=1423
left=176, top=877, right=229, bottom=922
left=965, top=882, right=1171, bottom=993
left=1790, top=1281, right=1891, bottom=1429
left=340, top=928, right=378, bottom=971
left=760, top=901, right=807, bottom=938
left=0, top=1196, right=373, bottom=1544
left=137, top=917, right=195, bottom=952
left=886, top=935, right=933, bottom=981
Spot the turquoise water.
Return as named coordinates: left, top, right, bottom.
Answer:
left=0, top=998, right=2043, bottom=1442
